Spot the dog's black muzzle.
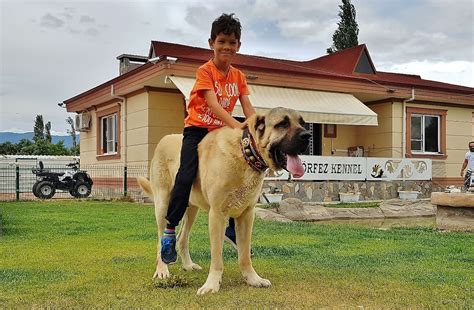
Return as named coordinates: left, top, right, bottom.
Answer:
left=279, top=129, right=312, bottom=155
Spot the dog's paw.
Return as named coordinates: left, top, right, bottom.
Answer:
left=197, top=281, right=220, bottom=295
left=153, top=266, right=170, bottom=279
left=244, top=275, right=271, bottom=288
left=182, top=263, right=202, bottom=271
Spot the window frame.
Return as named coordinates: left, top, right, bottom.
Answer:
left=101, top=113, right=118, bottom=155
left=406, top=107, right=446, bottom=159
left=324, top=124, right=337, bottom=138
left=96, top=106, right=121, bottom=160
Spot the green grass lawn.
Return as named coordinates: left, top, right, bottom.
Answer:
left=0, top=200, right=473, bottom=308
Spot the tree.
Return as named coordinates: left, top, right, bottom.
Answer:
left=0, top=141, right=18, bottom=155
left=45, top=121, right=52, bottom=143
left=48, top=140, right=71, bottom=155
left=33, top=115, right=45, bottom=143
left=16, top=139, right=35, bottom=155
left=66, top=116, right=80, bottom=155
left=327, top=0, right=359, bottom=54
left=66, top=116, right=77, bottom=148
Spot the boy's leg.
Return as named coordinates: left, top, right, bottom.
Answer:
left=161, top=127, right=208, bottom=264
left=225, top=218, right=237, bottom=250
left=225, top=217, right=253, bottom=255
left=464, top=170, right=472, bottom=191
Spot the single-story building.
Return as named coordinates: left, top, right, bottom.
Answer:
left=63, top=41, right=474, bottom=200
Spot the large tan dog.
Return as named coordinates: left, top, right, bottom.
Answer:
left=137, top=107, right=310, bottom=295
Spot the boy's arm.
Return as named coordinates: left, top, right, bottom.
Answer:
left=240, top=94, right=256, bottom=118
left=203, top=90, right=245, bottom=129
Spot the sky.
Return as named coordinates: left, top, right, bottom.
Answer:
left=1, top=0, right=473, bottom=135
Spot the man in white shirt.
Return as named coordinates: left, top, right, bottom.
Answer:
left=460, top=141, right=474, bottom=191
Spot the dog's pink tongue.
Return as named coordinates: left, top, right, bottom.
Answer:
left=287, top=155, right=305, bottom=178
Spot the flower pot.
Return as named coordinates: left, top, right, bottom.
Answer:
left=398, top=190, right=420, bottom=200
left=260, top=193, right=284, bottom=203
left=339, top=192, right=360, bottom=203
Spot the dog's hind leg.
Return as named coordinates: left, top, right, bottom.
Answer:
left=236, top=207, right=271, bottom=288
left=177, top=204, right=202, bottom=271
left=152, top=189, right=171, bottom=279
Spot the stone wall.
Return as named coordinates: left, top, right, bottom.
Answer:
left=262, top=180, right=432, bottom=202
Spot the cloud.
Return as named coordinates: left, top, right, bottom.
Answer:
left=386, top=60, right=474, bottom=87
left=80, top=15, right=95, bottom=23
left=60, top=12, right=73, bottom=20
left=40, top=13, right=65, bottom=28
left=84, top=28, right=99, bottom=36
left=1, top=0, right=472, bottom=134
left=68, top=28, right=81, bottom=34
left=358, top=0, right=473, bottom=63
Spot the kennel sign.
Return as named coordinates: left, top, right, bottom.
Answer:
left=266, top=155, right=367, bottom=181
left=366, top=158, right=432, bottom=181
left=265, top=156, right=432, bottom=181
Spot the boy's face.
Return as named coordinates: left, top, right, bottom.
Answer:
left=208, top=32, right=241, bottom=66
left=469, top=143, right=474, bottom=151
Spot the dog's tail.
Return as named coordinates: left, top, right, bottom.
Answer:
left=137, top=176, right=153, bottom=198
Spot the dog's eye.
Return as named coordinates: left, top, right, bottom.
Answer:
left=275, top=117, right=290, bottom=129
left=299, top=117, right=306, bottom=126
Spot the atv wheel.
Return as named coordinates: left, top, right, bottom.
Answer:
left=74, top=181, right=91, bottom=198
left=32, top=181, right=41, bottom=198
left=37, top=181, right=56, bottom=199
left=69, top=189, right=77, bottom=197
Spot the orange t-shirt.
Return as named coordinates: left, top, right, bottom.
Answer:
left=184, top=60, right=249, bottom=131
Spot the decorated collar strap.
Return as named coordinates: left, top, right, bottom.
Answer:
left=240, top=126, right=269, bottom=172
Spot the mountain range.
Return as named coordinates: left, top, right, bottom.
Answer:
left=0, top=132, right=78, bottom=148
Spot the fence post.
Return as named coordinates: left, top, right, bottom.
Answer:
left=15, top=165, right=20, bottom=201
left=123, top=165, right=128, bottom=197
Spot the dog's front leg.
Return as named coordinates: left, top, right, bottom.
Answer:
left=236, top=207, right=271, bottom=288
left=197, top=209, right=226, bottom=295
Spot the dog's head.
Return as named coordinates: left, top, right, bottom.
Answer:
left=248, top=107, right=311, bottom=178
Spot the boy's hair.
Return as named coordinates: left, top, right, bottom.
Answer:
left=469, top=141, right=474, bottom=146
left=210, top=13, right=242, bottom=40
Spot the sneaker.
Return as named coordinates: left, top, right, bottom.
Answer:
left=224, top=226, right=254, bottom=256
left=161, top=235, right=177, bottom=264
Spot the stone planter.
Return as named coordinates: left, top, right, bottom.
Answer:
left=339, top=192, right=360, bottom=203
left=431, top=192, right=474, bottom=231
left=260, top=193, right=284, bottom=203
left=398, top=190, right=420, bottom=200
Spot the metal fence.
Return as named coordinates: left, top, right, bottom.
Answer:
left=0, top=161, right=148, bottom=201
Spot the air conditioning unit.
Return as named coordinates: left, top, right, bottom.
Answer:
left=75, top=113, right=91, bottom=132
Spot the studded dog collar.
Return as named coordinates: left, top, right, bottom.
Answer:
left=240, top=126, right=268, bottom=173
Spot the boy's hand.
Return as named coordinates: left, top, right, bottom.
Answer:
left=236, top=121, right=247, bottom=129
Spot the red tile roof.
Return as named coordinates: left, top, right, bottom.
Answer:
left=150, top=40, right=473, bottom=94
left=306, top=44, right=375, bottom=75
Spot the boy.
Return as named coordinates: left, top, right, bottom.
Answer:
left=460, top=141, right=474, bottom=191
left=161, top=13, right=256, bottom=264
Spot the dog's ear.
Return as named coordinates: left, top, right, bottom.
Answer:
left=255, top=115, right=265, bottom=131
left=255, top=115, right=265, bottom=137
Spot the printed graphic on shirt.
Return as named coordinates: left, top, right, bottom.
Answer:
left=197, top=81, right=240, bottom=127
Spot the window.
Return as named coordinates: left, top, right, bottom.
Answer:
left=96, top=106, right=120, bottom=160
left=324, top=124, right=337, bottom=138
left=406, top=107, right=446, bottom=159
left=410, top=114, right=440, bottom=153
left=101, top=114, right=118, bottom=154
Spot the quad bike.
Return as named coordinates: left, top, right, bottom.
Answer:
left=32, top=161, right=93, bottom=199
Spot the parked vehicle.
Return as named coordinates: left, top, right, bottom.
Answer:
left=32, top=161, right=93, bottom=199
